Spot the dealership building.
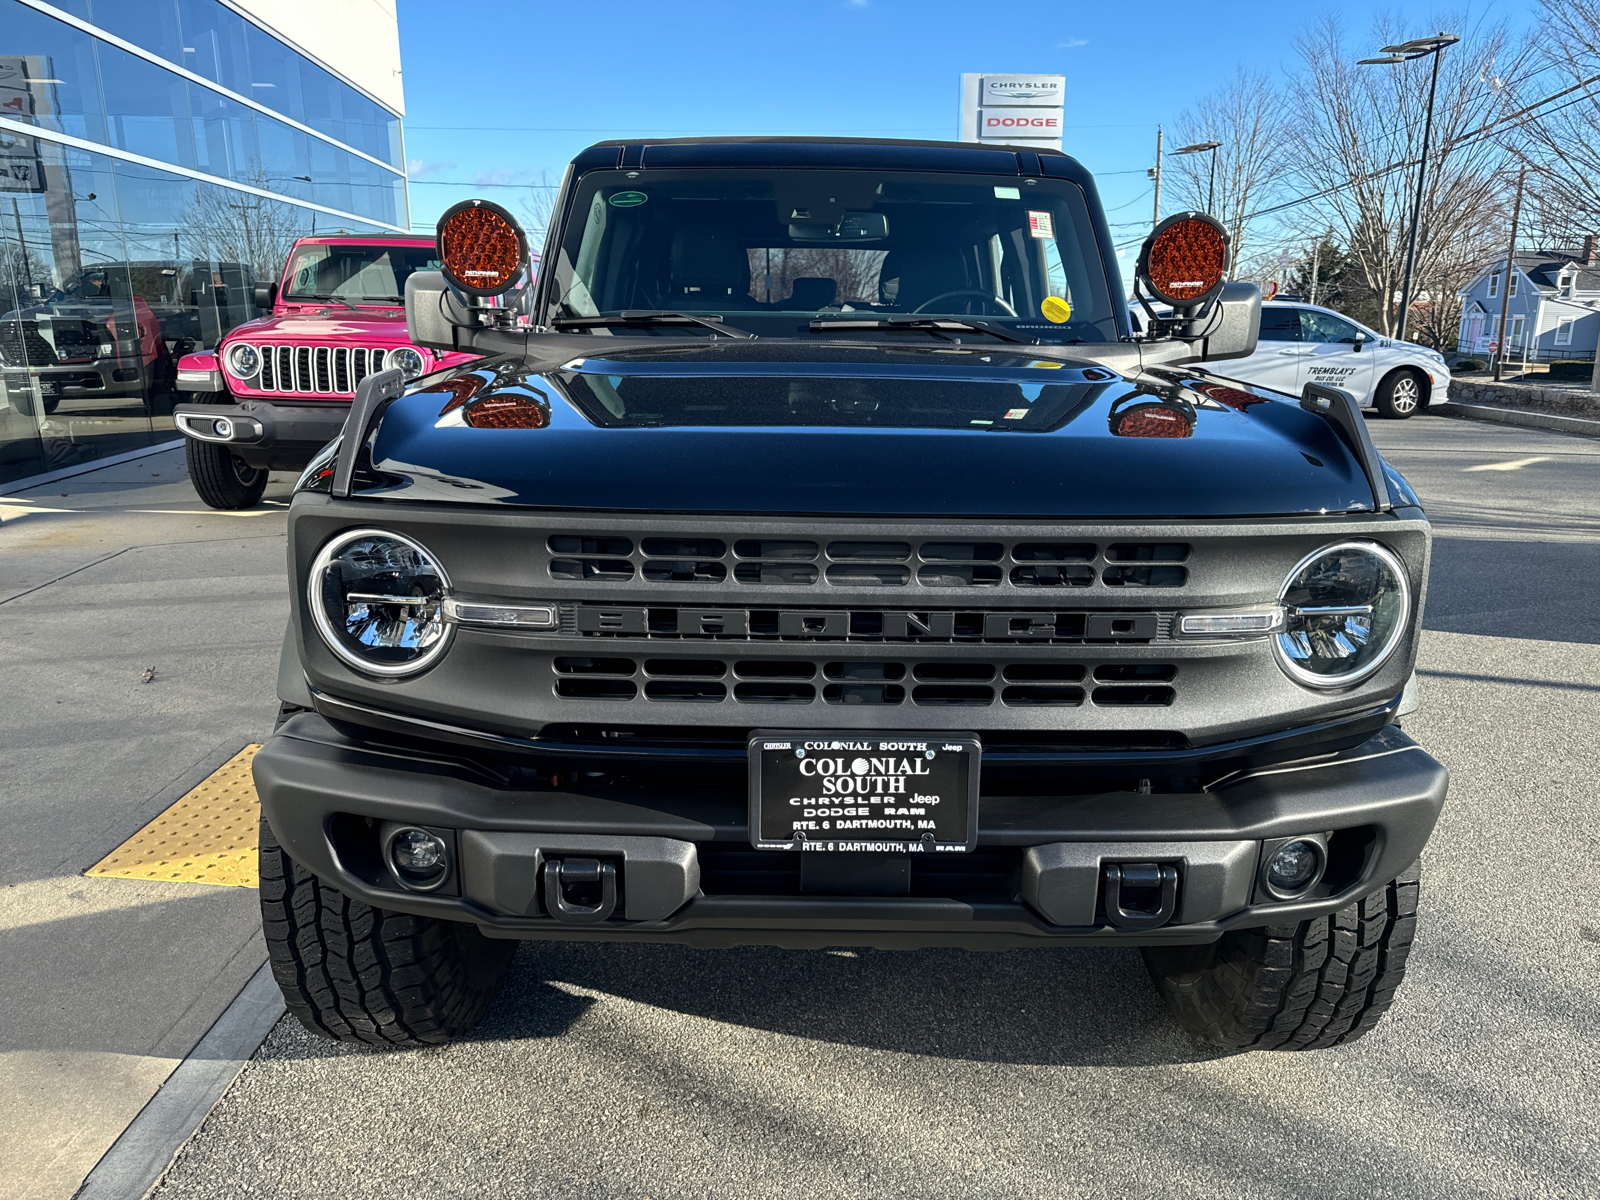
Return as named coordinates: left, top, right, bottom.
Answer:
left=0, top=0, right=408, bottom=484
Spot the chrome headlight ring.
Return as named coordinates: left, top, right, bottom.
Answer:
left=1273, top=540, right=1411, bottom=689
left=308, top=528, right=454, bottom=677
left=225, top=342, right=260, bottom=379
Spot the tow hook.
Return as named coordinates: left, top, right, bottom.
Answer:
left=543, top=857, right=618, bottom=923
left=1103, top=862, right=1179, bottom=931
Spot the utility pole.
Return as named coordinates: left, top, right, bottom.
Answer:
left=1151, top=126, right=1163, bottom=230
left=1493, top=167, right=1524, bottom=383
left=1309, top=238, right=1322, bottom=307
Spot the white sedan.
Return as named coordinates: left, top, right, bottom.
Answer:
left=1135, top=300, right=1452, bottom=418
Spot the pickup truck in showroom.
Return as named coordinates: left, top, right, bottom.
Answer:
left=254, top=137, right=1445, bottom=1054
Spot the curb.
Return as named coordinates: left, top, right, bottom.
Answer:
left=72, top=962, right=284, bottom=1200
left=0, top=439, right=185, bottom=497
left=1429, top=403, right=1600, bottom=439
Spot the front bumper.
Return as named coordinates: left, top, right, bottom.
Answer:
left=255, top=712, right=1448, bottom=950
left=173, top=399, right=348, bottom=471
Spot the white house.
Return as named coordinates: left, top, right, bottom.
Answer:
left=1456, top=239, right=1600, bottom=360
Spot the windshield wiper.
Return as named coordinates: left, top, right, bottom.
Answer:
left=552, top=311, right=756, bottom=339
left=307, top=294, right=359, bottom=311
left=808, top=316, right=1034, bottom=344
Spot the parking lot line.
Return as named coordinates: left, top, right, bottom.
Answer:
left=86, top=746, right=263, bottom=889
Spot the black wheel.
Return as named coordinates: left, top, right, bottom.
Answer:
left=1141, top=861, right=1419, bottom=1051
left=259, top=818, right=517, bottom=1047
left=1374, top=368, right=1425, bottom=419
left=186, top=437, right=267, bottom=508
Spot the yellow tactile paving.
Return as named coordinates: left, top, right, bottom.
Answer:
left=87, top=745, right=262, bottom=888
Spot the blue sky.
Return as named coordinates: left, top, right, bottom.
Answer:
left=397, top=0, right=1534, bottom=253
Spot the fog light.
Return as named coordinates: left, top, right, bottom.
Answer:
left=384, top=826, right=449, bottom=891
left=212, top=417, right=233, bottom=438
left=1264, top=839, right=1324, bottom=898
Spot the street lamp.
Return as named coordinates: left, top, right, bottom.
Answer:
left=1173, top=141, right=1222, bottom=215
left=1359, top=32, right=1460, bottom=343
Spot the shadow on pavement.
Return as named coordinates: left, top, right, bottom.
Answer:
left=1424, top=534, right=1600, bottom=644
left=463, top=941, right=1224, bottom=1068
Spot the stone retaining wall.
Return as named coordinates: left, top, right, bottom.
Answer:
left=1448, top=379, right=1600, bottom=418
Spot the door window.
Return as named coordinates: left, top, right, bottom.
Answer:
left=1300, top=310, right=1361, bottom=344
left=1258, top=307, right=1301, bottom=341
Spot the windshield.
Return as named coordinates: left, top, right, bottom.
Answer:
left=282, top=244, right=441, bottom=304
left=546, top=169, right=1118, bottom=343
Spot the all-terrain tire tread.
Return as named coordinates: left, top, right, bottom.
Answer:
left=1142, top=860, right=1420, bottom=1052
left=258, top=818, right=514, bottom=1046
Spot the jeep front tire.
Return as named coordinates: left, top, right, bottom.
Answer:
left=259, top=818, right=517, bottom=1046
left=1140, top=861, right=1419, bottom=1051
left=183, top=390, right=268, bottom=509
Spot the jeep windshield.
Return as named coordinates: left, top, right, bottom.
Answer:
left=544, top=169, right=1119, bottom=343
left=282, top=244, right=441, bottom=305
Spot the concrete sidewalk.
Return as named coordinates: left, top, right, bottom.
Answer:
left=0, top=451, right=294, bottom=1200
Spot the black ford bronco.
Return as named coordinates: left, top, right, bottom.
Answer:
left=255, top=137, right=1445, bottom=1052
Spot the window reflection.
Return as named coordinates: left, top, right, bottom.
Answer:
left=0, top=140, right=388, bottom=484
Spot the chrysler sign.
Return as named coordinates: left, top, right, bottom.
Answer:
left=959, top=73, right=1065, bottom=150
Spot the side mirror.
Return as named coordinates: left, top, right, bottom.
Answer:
left=405, top=270, right=472, bottom=351
left=1352, top=331, right=1366, bottom=353
left=1195, top=282, right=1261, bottom=361
left=253, top=281, right=277, bottom=309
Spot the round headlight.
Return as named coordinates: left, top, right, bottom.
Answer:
left=389, top=347, right=425, bottom=380
left=1274, top=541, right=1410, bottom=687
left=226, top=343, right=260, bottom=378
left=308, top=529, right=453, bottom=677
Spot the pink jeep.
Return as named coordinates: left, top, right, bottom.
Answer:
left=173, top=235, right=481, bottom=508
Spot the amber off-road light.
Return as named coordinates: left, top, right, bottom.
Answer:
left=437, top=199, right=530, bottom=298
left=1135, top=212, right=1230, bottom=310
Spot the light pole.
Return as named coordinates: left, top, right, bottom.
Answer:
left=1173, top=141, right=1222, bottom=215
left=1359, top=32, right=1460, bottom=343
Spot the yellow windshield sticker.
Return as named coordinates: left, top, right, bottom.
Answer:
left=1041, top=296, right=1072, bottom=323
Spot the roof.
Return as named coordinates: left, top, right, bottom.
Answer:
left=567, top=136, right=1090, bottom=184
left=1463, top=248, right=1600, bottom=295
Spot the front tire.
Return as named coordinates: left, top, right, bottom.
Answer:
left=1375, top=368, right=1425, bottom=419
left=259, top=818, right=517, bottom=1046
left=1141, top=861, right=1419, bottom=1051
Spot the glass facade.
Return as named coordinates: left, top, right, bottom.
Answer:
left=1, top=0, right=406, bottom=483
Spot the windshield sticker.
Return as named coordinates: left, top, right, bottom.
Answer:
left=1004, top=408, right=1030, bottom=420
left=1028, top=211, right=1054, bottom=239
left=1040, top=295, right=1072, bottom=323
left=608, top=191, right=649, bottom=208
left=994, top=186, right=1021, bottom=199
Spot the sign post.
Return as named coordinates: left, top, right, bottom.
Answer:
left=959, top=74, right=1065, bottom=151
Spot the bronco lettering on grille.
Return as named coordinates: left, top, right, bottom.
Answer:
left=572, top=607, right=1163, bottom=641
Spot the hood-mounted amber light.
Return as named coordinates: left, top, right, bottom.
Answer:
left=1134, top=211, right=1230, bottom=315
left=437, top=199, right=530, bottom=298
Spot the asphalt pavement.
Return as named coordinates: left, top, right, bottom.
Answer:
left=7, top=413, right=1600, bottom=1199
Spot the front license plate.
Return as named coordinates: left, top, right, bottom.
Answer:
left=38, top=380, right=60, bottom=396
left=748, top=731, right=980, bottom=853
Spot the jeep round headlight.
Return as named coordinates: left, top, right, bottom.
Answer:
left=389, top=347, right=425, bottom=380
left=1274, top=541, right=1410, bottom=687
left=226, top=343, right=260, bottom=378
left=309, top=529, right=452, bottom=676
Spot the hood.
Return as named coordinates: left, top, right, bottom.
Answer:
left=357, top=344, right=1381, bottom=518
left=226, top=307, right=410, bottom=344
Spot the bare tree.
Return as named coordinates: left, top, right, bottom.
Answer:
left=1166, top=68, right=1292, bottom=276
left=181, top=178, right=303, bottom=280
left=1514, top=0, right=1600, bottom=246
left=1286, top=15, right=1516, bottom=337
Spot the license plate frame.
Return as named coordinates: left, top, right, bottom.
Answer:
left=747, top=730, right=981, bottom=854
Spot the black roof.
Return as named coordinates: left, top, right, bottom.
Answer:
left=568, top=135, right=1090, bottom=184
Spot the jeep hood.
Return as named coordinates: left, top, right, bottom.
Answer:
left=357, top=345, right=1382, bottom=518
left=227, top=307, right=409, bottom=344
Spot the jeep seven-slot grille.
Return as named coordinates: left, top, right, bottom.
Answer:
left=551, top=656, right=1178, bottom=708
left=254, top=345, right=390, bottom=395
left=546, top=536, right=1190, bottom=591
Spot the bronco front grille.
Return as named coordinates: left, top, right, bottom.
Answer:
left=549, top=655, right=1179, bottom=708
left=254, top=345, right=391, bottom=395
left=546, top=535, right=1191, bottom=591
